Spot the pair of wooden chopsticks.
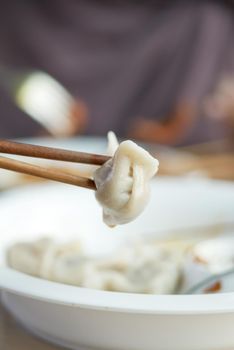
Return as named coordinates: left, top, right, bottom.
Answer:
left=0, top=140, right=110, bottom=190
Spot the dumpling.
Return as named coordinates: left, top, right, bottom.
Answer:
left=7, top=238, right=53, bottom=277
left=7, top=238, right=84, bottom=285
left=7, top=237, right=182, bottom=294
left=78, top=243, right=182, bottom=294
left=94, top=140, right=159, bottom=226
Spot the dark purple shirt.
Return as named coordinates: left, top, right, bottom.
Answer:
left=0, top=0, right=233, bottom=143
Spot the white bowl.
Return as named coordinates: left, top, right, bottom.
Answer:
left=0, top=177, right=234, bottom=350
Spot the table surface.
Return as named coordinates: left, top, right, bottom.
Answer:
left=0, top=303, right=59, bottom=350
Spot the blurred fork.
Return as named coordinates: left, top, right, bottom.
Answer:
left=187, top=268, right=234, bottom=294
left=0, top=64, right=87, bottom=137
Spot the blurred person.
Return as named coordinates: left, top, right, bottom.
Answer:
left=205, top=75, right=234, bottom=145
left=0, top=0, right=234, bottom=145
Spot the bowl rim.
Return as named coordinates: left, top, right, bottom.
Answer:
left=1, top=267, right=234, bottom=315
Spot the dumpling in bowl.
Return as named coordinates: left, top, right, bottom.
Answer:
left=80, top=243, right=182, bottom=294
left=7, top=238, right=53, bottom=277
left=94, top=140, right=159, bottom=226
left=7, top=238, right=84, bottom=284
left=7, top=237, right=182, bottom=294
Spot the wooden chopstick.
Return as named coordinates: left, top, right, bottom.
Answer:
left=0, top=156, right=96, bottom=190
left=0, top=139, right=110, bottom=165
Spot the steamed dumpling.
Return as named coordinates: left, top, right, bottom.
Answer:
left=7, top=238, right=53, bottom=277
left=80, top=243, right=182, bottom=294
left=7, top=238, right=182, bottom=294
left=94, top=140, right=159, bottom=226
left=7, top=238, right=83, bottom=284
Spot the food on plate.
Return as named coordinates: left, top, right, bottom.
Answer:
left=94, top=135, right=159, bottom=226
left=7, top=238, right=83, bottom=282
left=192, top=238, right=234, bottom=273
left=7, top=238, right=182, bottom=294
left=204, top=281, right=222, bottom=294
left=7, top=230, right=234, bottom=295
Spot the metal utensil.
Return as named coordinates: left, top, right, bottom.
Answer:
left=187, top=268, right=234, bottom=294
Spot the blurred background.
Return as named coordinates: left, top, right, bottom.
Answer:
left=0, top=0, right=233, bottom=182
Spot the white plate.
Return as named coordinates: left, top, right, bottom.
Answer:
left=0, top=177, right=234, bottom=350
